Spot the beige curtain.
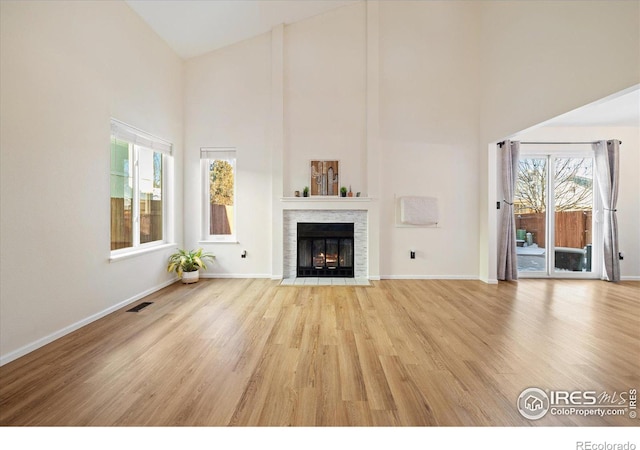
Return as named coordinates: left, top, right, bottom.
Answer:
left=498, top=140, right=520, bottom=281
left=593, top=140, right=621, bottom=282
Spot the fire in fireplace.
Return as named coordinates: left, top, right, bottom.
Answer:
left=297, top=223, right=354, bottom=277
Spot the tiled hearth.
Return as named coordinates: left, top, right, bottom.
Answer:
left=280, top=277, right=370, bottom=286
left=283, top=210, right=367, bottom=279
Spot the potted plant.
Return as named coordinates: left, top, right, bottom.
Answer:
left=340, top=186, right=347, bottom=197
left=303, top=186, right=309, bottom=197
left=167, top=248, right=215, bottom=284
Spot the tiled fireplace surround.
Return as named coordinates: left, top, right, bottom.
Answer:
left=283, top=210, right=368, bottom=279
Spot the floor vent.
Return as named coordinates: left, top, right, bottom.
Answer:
left=127, top=302, right=153, bottom=313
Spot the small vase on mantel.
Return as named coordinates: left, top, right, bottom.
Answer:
left=347, top=186, right=353, bottom=197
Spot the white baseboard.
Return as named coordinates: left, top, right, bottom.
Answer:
left=0, top=277, right=178, bottom=367
left=199, top=273, right=273, bottom=279
left=621, top=276, right=640, bottom=281
left=380, top=275, right=479, bottom=280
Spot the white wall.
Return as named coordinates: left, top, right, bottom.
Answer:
left=0, top=1, right=183, bottom=362
left=184, top=3, right=372, bottom=278
left=479, top=1, right=640, bottom=143
left=184, top=33, right=273, bottom=276
left=185, top=1, right=483, bottom=280
left=283, top=2, right=367, bottom=196
left=477, top=0, right=640, bottom=281
left=183, top=0, right=639, bottom=281
left=378, top=1, right=481, bottom=278
left=511, top=125, right=640, bottom=280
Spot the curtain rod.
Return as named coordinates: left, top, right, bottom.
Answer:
left=498, top=140, right=621, bottom=146
left=522, top=141, right=601, bottom=145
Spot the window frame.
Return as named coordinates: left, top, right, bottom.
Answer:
left=200, top=147, right=237, bottom=243
left=516, top=145, right=603, bottom=279
left=110, top=119, right=172, bottom=258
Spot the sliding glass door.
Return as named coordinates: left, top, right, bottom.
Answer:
left=515, top=149, right=601, bottom=278
left=552, top=157, right=594, bottom=274
left=514, top=157, right=548, bottom=273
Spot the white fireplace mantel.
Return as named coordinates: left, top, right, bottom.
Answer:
left=280, top=197, right=374, bottom=211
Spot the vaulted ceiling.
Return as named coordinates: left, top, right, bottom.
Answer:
left=126, top=0, right=638, bottom=128
left=126, top=0, right=356, bottom=59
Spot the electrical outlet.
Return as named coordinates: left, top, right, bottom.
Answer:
left=241, top=250, right=247, bottom=258
left=619, top=252, right=624, bottom=260
left=497, top=201, right=501, bottom=210
left=410, top=251, right=415, bottom=259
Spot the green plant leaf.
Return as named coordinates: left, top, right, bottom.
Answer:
left=167, top=248, right=215, bottom=274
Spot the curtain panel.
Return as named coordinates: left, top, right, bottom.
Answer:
left=498, top=140, right=520, bottom=281
left=593, top=140, right=621, bottom=282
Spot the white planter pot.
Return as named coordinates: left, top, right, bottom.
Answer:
left=181, top=270, right=199, bottom=284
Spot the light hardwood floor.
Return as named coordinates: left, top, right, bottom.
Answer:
left=1, top=279, right=638, bottom=426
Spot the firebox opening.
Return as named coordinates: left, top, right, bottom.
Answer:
left=297, top=223, right=354, bottom=277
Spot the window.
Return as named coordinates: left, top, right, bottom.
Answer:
left=201, top=148, right=236, bottom=241
left=110, top=119, right=172, bottom=253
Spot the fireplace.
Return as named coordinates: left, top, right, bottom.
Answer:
left=283, top=210, right=367, bottom=279
left=297, top=223, right=354, bottom=277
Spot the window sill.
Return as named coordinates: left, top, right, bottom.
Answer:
left=109, top=242, right=177, bottom=263
left=198, top=240, right=239, bottom=245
